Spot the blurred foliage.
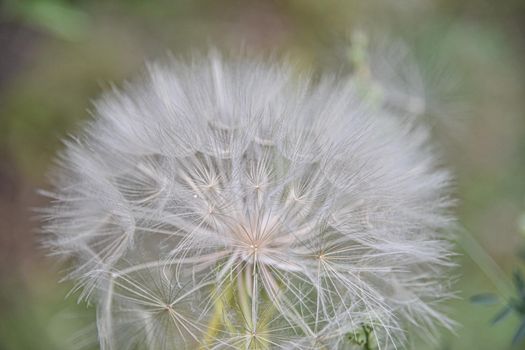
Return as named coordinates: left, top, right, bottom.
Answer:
left=0, top=0, right=524, bottom=349
left=472, top=268, right=525, bottom=346
left=0, top=278, right=96, bottom=350
left=2, top=0, right=89, bottom=40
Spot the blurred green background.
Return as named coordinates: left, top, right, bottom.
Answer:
left=0, top=0, right=524, bottom=349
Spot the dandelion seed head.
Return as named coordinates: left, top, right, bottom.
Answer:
left=42, top=51, right=456, bottom=349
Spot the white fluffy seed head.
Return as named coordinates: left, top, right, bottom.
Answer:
left=42, top=51, right=456, bottom=350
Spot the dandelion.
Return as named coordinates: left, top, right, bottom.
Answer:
left=42, top=51, right=456, bottom=349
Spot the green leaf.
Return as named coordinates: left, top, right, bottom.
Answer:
left=512, top=319, right=525, bottom=345
left=470, top=293, right=499, bottom=305
left=513, top=269, right=525, bottom=298
left=491, top=304, right=513, bottom=325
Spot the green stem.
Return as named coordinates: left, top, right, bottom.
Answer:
left=201, top=262, right=277, bottom=349
left=200, top=281, right=235, bottom=349
left=460, top=228, right=514, bottom=296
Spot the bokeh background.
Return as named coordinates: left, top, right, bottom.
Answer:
left=1, top=0, right=524, bottom=349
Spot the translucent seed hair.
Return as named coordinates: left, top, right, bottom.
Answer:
left=42, top=51, right=456, bottom=350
